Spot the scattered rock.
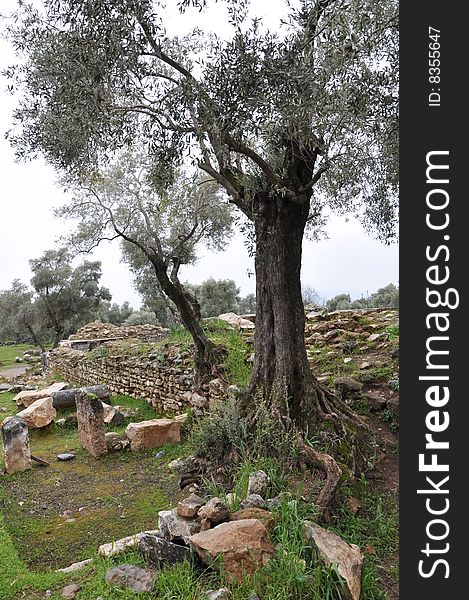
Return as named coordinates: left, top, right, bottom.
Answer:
left=16, top=396, right=56, bottom=428
left=155, top=450, right=166, bottom=459
left=217, top=312, right=255, bottom=329
left=1, top=416, right=31, bottom=474
left=55, top=418, right=66, bottom=426
left=159, top=509, right=201, bottom=544
left=230, top=507, right=275, bottom=532
left=190, top=519, right=275, bottom=582
left=247, top=470, right=270, bottom=497
left=62, top=583, right=80, bottom=599
left=57, top=453, right=76, bottom=461
left=75, top=391, right=108, bottom=458
left=197, top=497, right=229, bottom=525
left=226, top=385, right=241, bottom=397
left=205, top=589, right=232, bottom=600
left=364, top=393, right=387, bottom=411
left=386, top=396, right=399, bottom=420
left=57, top=559, right=93, bottom=574
left=0, top=383, right=13, bottom=393
left=102, top=402, right=125, bottom=426
left=105, top=432, right=130, bottom=452
left=105, top=563, right=155, bottom=593
left=168, top=458, right=186, bottom=472
left=98, top=530, right=159, bottom=558
left=333, top=377, right=363, bottom=398
left=138, top=532, right=191, bottom=569
left=177, top=494, right=206, bottom=518
left=14, top=382, right=68, bottom=408
left=125, top=418, right=181, bottom=451
left=240, top=494, right=266, bottom=509
left=304, top=521, right=364, bottom=600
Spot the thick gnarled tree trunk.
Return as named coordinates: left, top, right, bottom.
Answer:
left=246, top=194, right=364, bottom=434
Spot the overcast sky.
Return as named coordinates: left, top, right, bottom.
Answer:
left=0, top=0, right=398, bottom=307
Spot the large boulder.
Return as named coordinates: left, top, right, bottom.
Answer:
left=304, top=521, right=364, bottom=600
left=14, top=382, right=68, bottom=408
left=125, top=418, right=181, bottom=451
left=16, top=396, right=56, bottom=429
left=51, top=385, right=109, bottom=409
left=189, top=519, right=275, bottom=582
left=1, top=416, right=31, bottom=474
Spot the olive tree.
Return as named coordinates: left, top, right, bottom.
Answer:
left=30, top=248, right=111, bottom=346
left=7, top=0, right=398, bottom=478
left=57, top=152, right=232, bottom=380
left=0, top=280, right=47, bottom=349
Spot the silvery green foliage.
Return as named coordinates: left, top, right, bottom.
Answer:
left=29, top=248, right=112, bottom=344
left=56, top=149, right=233, bottom=276
left=7, top=0, right=398, bottom=241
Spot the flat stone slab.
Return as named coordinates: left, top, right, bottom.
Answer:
left=125, top=418, right=181, bottom=451
left=98, top=530, right=160, bottom=558
left=57, top=453, right=76, bottom=461
left=304, top=521, right=364, bottom=600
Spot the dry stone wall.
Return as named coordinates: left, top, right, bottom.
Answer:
left=49, top=344, right=215, bottom=415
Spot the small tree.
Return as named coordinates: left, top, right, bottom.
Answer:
left=122, top=308, right=158, bottom=326
left=301, top=285, right=324, bottom=307
left=186, top=278, right=240, bottom=318
left=325, top=293, right=352, bottom=312
left=57, top=152, right=233, bottom=381
left=30, top=248, right=111, bottom=346
left=103, top=301, right=134, bottom=325
left=0, top=280, right=47, bottom=349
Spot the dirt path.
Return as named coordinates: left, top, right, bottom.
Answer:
left=0, top=366, right=27, bottom=379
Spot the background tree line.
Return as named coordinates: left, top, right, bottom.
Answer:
left=0, top=247, right=398, bottom=349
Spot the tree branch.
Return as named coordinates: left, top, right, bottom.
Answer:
left=223, top=133, right=281, bottom=189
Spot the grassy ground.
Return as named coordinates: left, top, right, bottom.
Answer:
left=0, top=344, right=39, bottom=370
left=0, top=317, right=399, bottom=599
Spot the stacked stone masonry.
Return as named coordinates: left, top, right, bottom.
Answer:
left=49, top=345, right=213, bottom=415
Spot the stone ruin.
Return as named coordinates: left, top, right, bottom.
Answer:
left=1, top=383, right=186, bottom=473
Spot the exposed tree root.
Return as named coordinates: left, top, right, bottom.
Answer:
left=300, top=442, right=342, bottom=522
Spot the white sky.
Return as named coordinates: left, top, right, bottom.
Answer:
left=0, top=0, right=398, bottom=307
